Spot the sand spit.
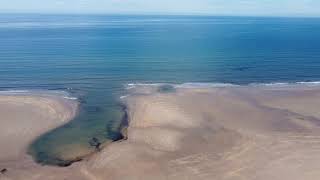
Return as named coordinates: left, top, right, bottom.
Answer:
left=0, top=95, right=84, bottom=180
left=3, top=85, right=320, bottom=180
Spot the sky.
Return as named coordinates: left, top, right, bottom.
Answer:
left=0, top=0, right=320, bottom=17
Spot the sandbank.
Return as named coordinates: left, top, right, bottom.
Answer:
left=3, top=85, right=320, bottom=180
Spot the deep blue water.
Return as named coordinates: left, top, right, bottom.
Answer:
left=1, top=14, right=320, bottom=165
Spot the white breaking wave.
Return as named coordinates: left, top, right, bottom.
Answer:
left=249, top=81, right=320, bottom=87
left=125, top=83, right=167, bottom=89
left=62, top=96, right=78, bottom=100
left=297, top=81, right=320, bottom=85
left=126, top=81, right=320, bottom=89
left=120, top=95, right=129, bottom=99
left=0, top=90, right=31, bottom=94
left=176, top=83, right=239, bottom=88
left=0, top=89, right=78, bottom=100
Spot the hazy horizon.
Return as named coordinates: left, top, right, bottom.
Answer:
left=1, top=12, right=320, bottom=19
left=1, top=0, right=320, bottom=17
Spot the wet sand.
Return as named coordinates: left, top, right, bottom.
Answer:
left=2, top=85, right=320, bottom=180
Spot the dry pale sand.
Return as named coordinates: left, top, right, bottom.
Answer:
left=2, top=85, right=320, bottom=180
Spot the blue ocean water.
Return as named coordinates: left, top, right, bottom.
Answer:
left=1, top=14, right=320, bottom=165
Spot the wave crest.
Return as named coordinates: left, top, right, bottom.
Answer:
left=0, top=89, right=77, bottom=100
left=126, top=81, right=320, bottom=89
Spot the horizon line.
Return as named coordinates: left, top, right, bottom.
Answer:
left=1, top=12, right=320, bottom=19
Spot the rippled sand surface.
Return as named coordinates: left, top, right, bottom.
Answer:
left=84, top=85, right=320, bottom=180
left=3, top=85, right=320, bottom=180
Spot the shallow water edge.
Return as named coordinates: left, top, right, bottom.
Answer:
left=27, top=100, right=129, bottom=167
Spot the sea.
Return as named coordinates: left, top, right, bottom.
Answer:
left=0, top=14, right=320, bottom=165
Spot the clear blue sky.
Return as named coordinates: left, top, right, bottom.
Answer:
left=1, top=0, right=320, bottom=17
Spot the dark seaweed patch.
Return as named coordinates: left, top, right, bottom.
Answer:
left=89, top=137, right=102, bottom=151
left=157, top=84, right=175, bottom=93
left=34, top=151, right=82, bottom=167
left=1, top=168, right=7, bottom=174
left=232, top=66, right=251, bottom=71
left=86, top=106, right=103, bottom=113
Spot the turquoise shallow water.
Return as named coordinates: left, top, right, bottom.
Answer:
left=0, top=14, right=320, bottom=165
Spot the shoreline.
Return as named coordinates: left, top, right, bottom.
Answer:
left=25, top=94, right=130, bottom=167
left=118, top=102, right=130, bottom=141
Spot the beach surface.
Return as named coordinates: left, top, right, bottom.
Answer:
left=2, top=85, right=320, bottom=180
